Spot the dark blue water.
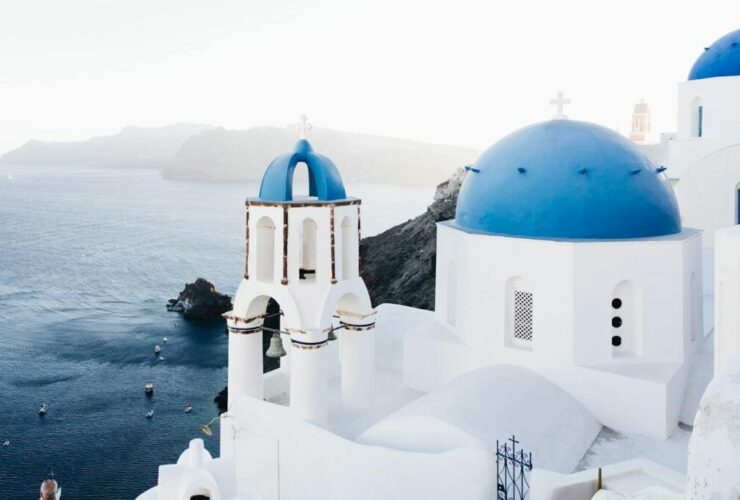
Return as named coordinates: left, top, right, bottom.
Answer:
left=0, top=166, right=431, bottom=499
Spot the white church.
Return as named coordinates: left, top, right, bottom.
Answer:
left=137, top=29, right=740, bottom=500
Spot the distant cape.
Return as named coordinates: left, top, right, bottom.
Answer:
left=1, top=123, right=479, bottom=187
left=163, top=126, right=479, bottom=187
left=0, top=123, right=213, bottom=169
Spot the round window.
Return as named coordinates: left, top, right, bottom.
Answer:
left=611, top=298, right=622, bottom=309
left=612, top=316, right=623, bottom=328
left=611, top=335, right=622, bottom=347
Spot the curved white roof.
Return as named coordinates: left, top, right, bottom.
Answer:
left=357, top=365, right=601, bottom=473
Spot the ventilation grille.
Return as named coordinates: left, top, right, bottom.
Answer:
left=513, top=290, right=533, bottom=342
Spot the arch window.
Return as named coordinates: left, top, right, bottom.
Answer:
left=341, top=216, right=355, bottom=280
left=256, top=217, right=276, bottom=282
left=300, top=218, right=318, bottom=281
left=691, top=97, right=703, bottom=138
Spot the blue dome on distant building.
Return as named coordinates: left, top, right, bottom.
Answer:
left=454, top=120, right=681, bottom=240
left=689, top=29, right=740, bottom=80
left=259, top=139, right=347, bottom=202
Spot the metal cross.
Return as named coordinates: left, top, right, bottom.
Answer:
left=550, top=91, right=571, bottom=119
left=294, top=114, right=312, bottom=138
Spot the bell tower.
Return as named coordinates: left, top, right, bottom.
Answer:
left=628, top=100, right=651, bottom=145
left=223, top=117, right=376, bottom=431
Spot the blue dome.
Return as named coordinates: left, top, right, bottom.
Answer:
left=259, top=139, right=347, bottom=202
left=689, top=29, right=740, bottom=80
left=455, top=120, right=681, bottom=240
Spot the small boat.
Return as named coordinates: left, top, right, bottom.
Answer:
left=145, top=383, right=154, bottom=395
left=158, top=356, right=165, bottom=361
left=184, top=404, right=192, bottom=413
left=163, top=337, right=168, bottom=343
left=146, top=410, right=154, bottom=418
left=154, top=344, right=161, bottom=354
left=38, top=403, right=47, bottom=416
left=40, top=473, right=61, bottom=500
left=2, top=440, right=8, bottom=447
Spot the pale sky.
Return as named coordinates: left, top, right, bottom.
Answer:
left=0, top=0, right=738, bottom=154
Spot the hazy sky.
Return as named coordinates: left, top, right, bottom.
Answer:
left=0, top=0, right=738, bottom=154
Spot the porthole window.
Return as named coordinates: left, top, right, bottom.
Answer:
left=611, top=298, right=622, bottom=309
left=611, top=335, right=622, bottom=347
left=612, top=316, right=622, bottom=328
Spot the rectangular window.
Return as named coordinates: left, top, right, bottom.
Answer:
left=513, top=290, right=534, bottom=343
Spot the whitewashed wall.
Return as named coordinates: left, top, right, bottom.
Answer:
left=224, top=397, right=496, bottom=500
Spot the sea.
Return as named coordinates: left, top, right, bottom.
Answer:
left=0, top=165, right=433, bottom=499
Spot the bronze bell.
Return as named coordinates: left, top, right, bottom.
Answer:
left=328, top=328, right=337, bottom=341
left=266, top=332, right=287, bottom=358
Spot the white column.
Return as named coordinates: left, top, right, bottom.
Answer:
left=289, top=328, right=328, bottom=426
left=219, top=412, right=236, bottom=459
left=340, top=318, right=375, bottom=411
left=715, top=227, right=740, bottom=376
left=227, top=319, right=264, bottom=409
left=279, top=331, right=292, bottom=376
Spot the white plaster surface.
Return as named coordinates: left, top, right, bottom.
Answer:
left=358, top=364, right=601, bottom=473
left=686, top=355, right=740, bottom=499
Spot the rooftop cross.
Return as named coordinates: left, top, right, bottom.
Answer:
left=293, top=114, right=312, bottom=139
left=550, top=91, right=571, bottom=120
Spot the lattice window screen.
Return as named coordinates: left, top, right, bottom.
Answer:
left=513, top=290, right=533, bottom=343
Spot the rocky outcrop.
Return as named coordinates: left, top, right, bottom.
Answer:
left=167, top=278, right=232, bottom=321
left=359, top=168, right=465, bottom=310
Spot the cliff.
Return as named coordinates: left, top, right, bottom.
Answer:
left=359, top=168, right=465, bottom=310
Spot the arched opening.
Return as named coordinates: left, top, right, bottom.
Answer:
left=611, top=281, right=642, bottom=357
left=300, top=218, right=318, bottom=281
left=187, top=487, right=213, bottom=500
left=506, top=276, right=533, bottom=350
left=341, top=216, right=355, bottom=280
left=245, top=295, right=284, bottom=373
left=447, top=262, right=457, bottom=326
left=292, top=162, right=311, bottom=199
left=691, top=97, right=703, bottom=138
left=256, top=217, right=276, bottom=282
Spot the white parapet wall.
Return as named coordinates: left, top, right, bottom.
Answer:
left=532, top=459, right=685, bottom=500
left=224, top=396, right=496, bottom=500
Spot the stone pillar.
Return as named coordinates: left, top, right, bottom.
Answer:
left=339, top=313, right=376, bottom=411
left=227, top=317, right=264, bottom=409
left=289, top=327, right=329, bottom=426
